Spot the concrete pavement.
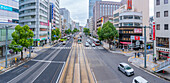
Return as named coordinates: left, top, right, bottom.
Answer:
left=129, top=54, right=170, bottom=81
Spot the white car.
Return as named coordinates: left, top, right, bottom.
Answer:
left=118, top=63, right=134, bottom=76
left=132, top=76, right=148, bottom=83
left=63, top=41, right=66, bottom=45
left=91, top=43, right=96, bottom=47
left=85, top=42, right=90, bottom=47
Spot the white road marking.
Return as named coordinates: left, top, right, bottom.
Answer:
left=31, top=59, right=65, bottom=64
left=56, top=62, right=65, bottom=83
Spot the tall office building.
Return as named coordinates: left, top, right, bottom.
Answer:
left=154, top=0, right=170, bottom=60
left=93, top=1, right=120, bottom=32
left=19, top=0, right=49, bottom=46
left=89, top=0, right=101, bottom=18
left=59, top=8, right=70, bottom=30
left=0, top=0, right=19, bottom=58
left=49, top=0, right=60, bottom=43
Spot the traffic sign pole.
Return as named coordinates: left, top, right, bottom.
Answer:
left=144, top=26, right=147, bottom=68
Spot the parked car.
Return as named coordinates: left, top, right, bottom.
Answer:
left=63, top=41, right=66, bottom=45
left=132, top=76, right=148, bottom=83
left=85, top=42, right=90, bottom=47
left=91, top=43, right=96, bottom=47
left=118, top=63, right=134, bottom=76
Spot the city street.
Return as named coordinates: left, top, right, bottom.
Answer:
left=0, top=38, right=73, bottom=83
left=83, top=36, right=169, bottom=83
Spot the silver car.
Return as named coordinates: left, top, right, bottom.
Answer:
left=91, top=43, right=96, bottom=47
left=85, top=42, right=90, bottom=47
left=118, top=63, right=134, bottom=76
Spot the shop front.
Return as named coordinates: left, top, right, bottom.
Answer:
left=158, top=51, right=170, bottom=60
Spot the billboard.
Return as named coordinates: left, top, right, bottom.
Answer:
left=153, top=22, right=155, bottom=40
left=134, top=28, right=142, bottom=33
left=127, top=0, right=132, bottom=10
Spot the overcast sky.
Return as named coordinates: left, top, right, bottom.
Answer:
left=60, top=0, right=154, bottom=26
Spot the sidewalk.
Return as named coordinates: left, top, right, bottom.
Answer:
left=0, top=43, right=54, bottom=72
left=129, top=54, right=170, bottom=81
left=102, top=41, right=135, bottom=56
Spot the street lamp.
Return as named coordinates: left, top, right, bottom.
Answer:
left=3, top=25, right=12, bottom=68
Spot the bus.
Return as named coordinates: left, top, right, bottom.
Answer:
left=78, top=38, right=82, bottom=44
left=93, top=39, right=100, bottom=46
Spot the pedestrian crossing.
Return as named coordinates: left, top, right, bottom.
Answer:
left=51, top=47, right=104, bottom=50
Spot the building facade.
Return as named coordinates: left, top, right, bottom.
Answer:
left=59, top=8, right=70, bottom=30
left=119, top=11, right=143, bottom=49
left=154, top=0, right=170, bottom=60
left=0, top=0, right=19, bottom=57
left=89, top=0, right=101, bottom=18
left=49, top=0, right=60, bottom=43
left=19, top=0, right=49, bottom=46
left=93, top=1, right=120, bottom=32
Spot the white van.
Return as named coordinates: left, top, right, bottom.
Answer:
left=132, top=76, right=148, bottom=83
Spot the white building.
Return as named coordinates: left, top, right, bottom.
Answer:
left=19, top=0, right=49, bottom=46
left=154, top=0, right=170, bottom=60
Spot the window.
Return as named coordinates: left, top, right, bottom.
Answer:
left=156, top=24, right=160, bottom=30
left=164, top=0, right=168, bottom=4
left=164, top=11, right=168, bottom=17
left=164, top=24, right=169, bottom=30
left=156, top=0, right=160, bottom=5
left=156, top=12, right=160, bottom=18
left=156, top=37, right=169, bottom=48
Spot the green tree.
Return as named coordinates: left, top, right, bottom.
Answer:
left=73, top=28, right=78, bottom=33
left=10, top=25, right=34, bottom=60
left=83, top=28, right=90, bottom=36
left=51, top=28, right=61, bottom=41
left=98, top=21, right=119, bottom=49
left=97, top=27, right=103, bottom=41
left=51, top=30, right=56, bottom=41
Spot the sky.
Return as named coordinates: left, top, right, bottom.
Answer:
left=60, top=0, right=154, bottom=26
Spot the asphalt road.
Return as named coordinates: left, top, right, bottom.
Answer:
left=83, top=36, right=169, bottom=83
left=0, top=38, right=73, bottom=83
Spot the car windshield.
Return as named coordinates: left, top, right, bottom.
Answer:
left=125, top=66, right=131, bottom=70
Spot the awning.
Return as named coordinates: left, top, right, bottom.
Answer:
left=120, top=42, right=131, bottom=45
left=41, top=38, right=46, bottom=41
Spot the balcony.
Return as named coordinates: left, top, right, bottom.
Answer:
left=19, top=12, right=36, bottom=17
left=19, top=0, right=36, bottom=6
left=20, top=6, right=36, bottom=12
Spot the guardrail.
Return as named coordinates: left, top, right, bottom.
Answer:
left=153, top=59, right=170, bottom=72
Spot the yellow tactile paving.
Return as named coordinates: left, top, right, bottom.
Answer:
left=0, top=66, right=4, bottom=70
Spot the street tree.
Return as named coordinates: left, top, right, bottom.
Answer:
left=10, top=25, right=34, bottom=60
left=73, top=28, right=79, bottom=33
left=97, top=27, right=103, bottom=41
left=51, top=28, right=61, bottom=42
left=98, top=21, right=119, bottom=49
left=83, top=28, right=90, bottom=36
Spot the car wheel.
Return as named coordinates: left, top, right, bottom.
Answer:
left=125, top=72, right=128, bottom=76
left=118, top=67, right=120, bottom=71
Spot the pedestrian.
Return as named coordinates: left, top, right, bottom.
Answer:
left=25, top=48, right=26, bottom=52
left=137, top=52, right=140, bottom=57
left=154, top=57, right=157, bottom=63
left=135, top=52, right=136, bottom=58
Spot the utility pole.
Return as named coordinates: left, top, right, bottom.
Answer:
left=144, top=26, right=147, bottom=68
left=5, top=26, right=8, bottom=68
left=4, top=25, right=12, bottom=68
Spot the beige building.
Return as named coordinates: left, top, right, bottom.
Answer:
left=132, top=0, right=150, bottom=42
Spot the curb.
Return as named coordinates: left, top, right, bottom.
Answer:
left=128, top=57, right=170, bottom=82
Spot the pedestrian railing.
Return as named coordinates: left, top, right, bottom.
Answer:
left=152, top=59, right=170, bottom=72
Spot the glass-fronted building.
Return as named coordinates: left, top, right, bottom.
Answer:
left=89, top=0, right=101, bottom=18
left=0, top=0, right=19, bottom=57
